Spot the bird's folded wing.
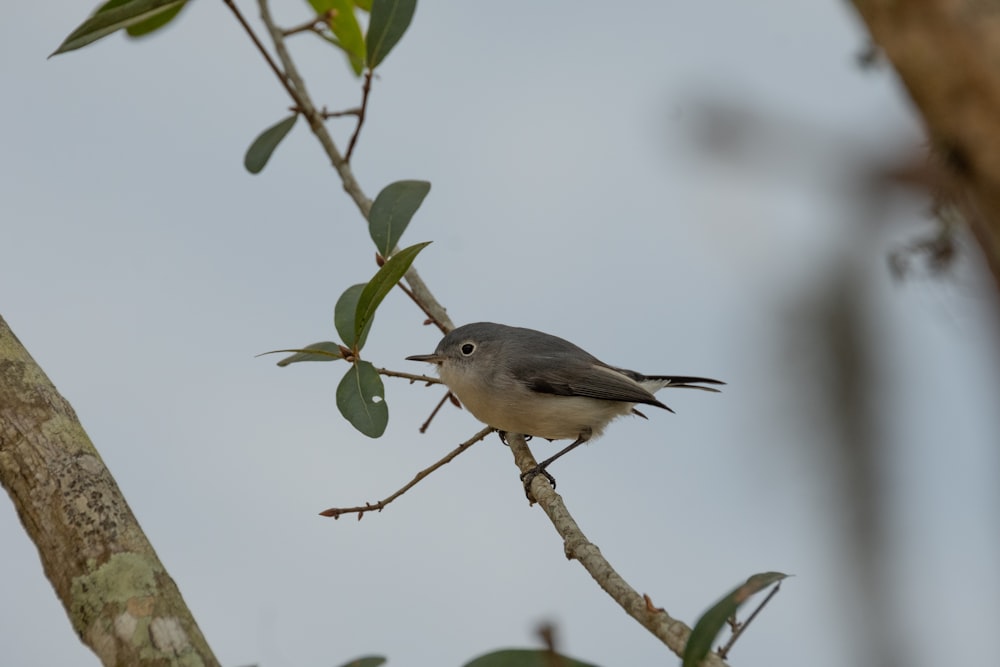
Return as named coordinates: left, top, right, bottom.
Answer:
left=521, top=363, right=664, bottom=407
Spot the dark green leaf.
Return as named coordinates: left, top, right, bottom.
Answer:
left=256, top=342, right=344, bottom=367
left=354, top=241, right=430, bottom=345
left=336, top=361, right=388, bottom=437
left=335, top=283, right=368, bottom=349
left=334, top=656, right=386, bottom=667
left=244, top=115, right=298, bottom=174
left=366, top=0, right=417, bottom=69
left=309, top=0, right=366, bottom=76
left=463, top=648, right=600, bottom=667
left=368, top=180, right=430, bottom=256
left=52, top=0, right=187, bottom=56
left=125, top=0, right=187, bottom=37
left=683, top=571, right=789, bottom=667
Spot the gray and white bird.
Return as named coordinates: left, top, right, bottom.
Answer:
left=407, top=322, right=723, bottom=488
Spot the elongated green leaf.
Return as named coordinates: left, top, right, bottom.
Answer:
left=256, top=342, right=344, bottom=367
left=354, top=241, right=430, bottom=345
left=52, top=0, right=187, bottom=56
left=369, top=180, right=430, bottom=256
left=126, top=0, right=187, bottom=37
left=309, top=0, right=366, bottom=76
left=683, top=571, right=789, bottom=667
left=335, top=657, right=386, bottom=667
left=354, top=0, right=373, bottom=11
left=335, top=283, right=367, bottom=349
left=366, top=0, right=417, bottom=69
left=336, top=361, right=388, bottom=437
left=244, top=115, right=298, bottom=174
left=463, top=649, right=600, bottom=667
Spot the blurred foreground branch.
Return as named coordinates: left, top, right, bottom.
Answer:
left=0, top=315, right=218, bottom=666
left=851, top=0, right=1000, bottom=293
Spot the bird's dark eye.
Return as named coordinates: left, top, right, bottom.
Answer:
left=461, top=343, right=475, bottom=356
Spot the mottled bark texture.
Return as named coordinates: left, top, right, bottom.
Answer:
left=0, top=315, right=218, bottom=667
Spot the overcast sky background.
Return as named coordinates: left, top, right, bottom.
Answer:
left=4, top=2, right=1000, bottom=666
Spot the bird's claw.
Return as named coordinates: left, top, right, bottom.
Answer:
left=520, top=465, right=557, bottom=499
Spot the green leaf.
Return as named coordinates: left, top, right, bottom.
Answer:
left=683, top=571, right=789, bottom=667
left=354, top=241, right=430, bottom=345
left=309, top=0, right=366, bottom=76
left=244, top=115, right=298, bottom=174
left=463, top=649, right=600, bottom=667
left=366, top=0, right=417, bottom=69
left=336, top=361, right=388, bottom=437
left=368, top=180, right=431, bottom=256
left=256, top=342, right=344, bottom=367
left=52, top=0, right=188, bottom=56
left=334, top=656, right=386, bottom=667
left=354, top=0, right=373, bottom=11
left=125, top=0, right=187, bottom=37
left=335, top=283, right=368, bottom=349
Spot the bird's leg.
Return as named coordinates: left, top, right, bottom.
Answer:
left=519, top=428, right=592, bottom=494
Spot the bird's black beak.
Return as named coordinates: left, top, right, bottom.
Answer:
left=406, top=353, right=444, bottom=364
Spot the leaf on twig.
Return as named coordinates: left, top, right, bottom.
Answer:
left=257, top=342, right=344, bottom=367
left=334, top=656, right=386, bottom=667
left=368, top=180, right=431, bottom=256
left=354, top=241, right=430, bottom=345
left=462, top=648, right=600, bottom=667
left=125, top=0, right=188, bottom=37
left=244, top=115, right=298, bottom=174
left=310, top=0, right=366, bottom=76
left=335, top=283, right=368, bottom=350
left=337, top=361, right=388, bottom=437
left=366, top=0, right=417, bottom=69
left=683, top=571, right=789, bottom=667
left=51, top=0, right=188, bottom=56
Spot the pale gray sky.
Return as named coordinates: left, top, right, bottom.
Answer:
left=3, top=2, right=999, bottom=666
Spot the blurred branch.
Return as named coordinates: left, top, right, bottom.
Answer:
left=506, top=434, right=729, bottom=666
left=0, top=315, right=219, bottom=667
left=851, top=0, right=1000, bottom=294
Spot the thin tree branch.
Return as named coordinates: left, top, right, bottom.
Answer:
left=717, top=582, right=781, bottom=659
left=252, top=0, right=454, bottom=331
left=505, top=433, right=729, bottom=665
left=344, top=69, right=373, bottom=162
left=377, top=367, right=442, bottom=384
left=319, top=426, right=493, bottom=519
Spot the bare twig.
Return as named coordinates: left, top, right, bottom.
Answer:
left=717, top=582, right=782, bottom=659
left=282, top=15, right=326, bottom=37
left=345, top=69, right=374, bottom=162
left=398, top=280, right=451, bottom=334
left=377, top=368, right=442, bottom=384
left=505, top=433, right=729, bottom=665
left=222, top=0, right=299, bottom=105
left=319, top=426, right=493, bottom=518
left=419, top=390, right=459, bottom=434
left=320, top=106, right=362, bottom=119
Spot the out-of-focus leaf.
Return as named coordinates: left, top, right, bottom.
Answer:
left=354, top=241, right=430, bottom=344
left=125, top=0, right=187, bottom=37
left=683, top=571, right=789, bottom=667
left=368, top=180, right=430, bottom=256
left=335, top=283, right=367, bottom=349
left=309, top=0, right=366, bottom=76
left=336, top=361, right=388, bottom=437
left=334, top=656, right=386, bottom=667
left=52, top=0, right=187, bottom=56
left=244, top=115, right=298, bottom=174
left=354, top=0, right=373, bottom=11
left=256, top=342, right=344, bottom=367
left=463, top=648, right=600, bottom=667
left=366, top=0, right=417, bottom=69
